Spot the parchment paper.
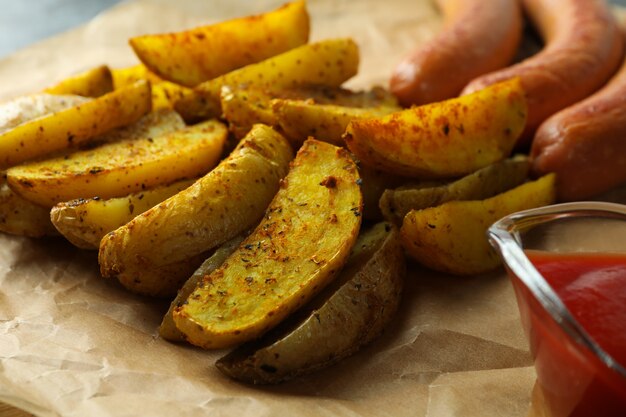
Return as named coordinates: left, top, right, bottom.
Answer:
left=0, top=1, right=621, bottom=416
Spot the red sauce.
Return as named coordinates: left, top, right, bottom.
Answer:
left=527, top=251, right=626, bottom=368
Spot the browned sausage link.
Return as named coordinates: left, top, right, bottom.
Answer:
left=531, top=55, right=626, bottom=201
left=462, top=0, right=624, bottom=145
left=389, top=0, right=522, bottom=107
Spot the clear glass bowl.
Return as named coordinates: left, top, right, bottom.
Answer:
left=488, top=202, right=626, bottom=417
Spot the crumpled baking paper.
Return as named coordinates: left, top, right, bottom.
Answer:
left=1, top=1, right=624, bottom=416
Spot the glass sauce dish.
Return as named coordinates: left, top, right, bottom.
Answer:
left=488, top=202, right=626, bottom=417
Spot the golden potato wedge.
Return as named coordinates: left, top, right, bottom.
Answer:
left=220, top=84, right=397, bottom=140
left=159, top=235, right=245, bottom=342
left=175, top=39, right=360, bottom=122
left=111, top=64, right=163, bottom=88
left=173, top=139, right=362, bottom=349
left=111, top=65, right=192, bottom=110
left=88, top=108, right=185, bottom=145
left=7, top=119, right=225, bottom=207
left=401, top=174, right=556, bottom=275
left=130, top=1, right=309, bottom=87
left=51, top=178, right=196, bottom=250
left=344, top=78, right=527, bottom=178
left=216, top=222, right=404, bottom=384
left=0, top=80, right=152, bottom=169
left=43, top=65, right=114, bottom=97
left=380, top=155, right=531, bottom=225
left=273, top=100, right=397, bottom=145
left=99, top=124, right=294, bottom=297
left=0, top=94, right=91, bottom=237
left=0, top=176, right=56, bottom=237
left=152, top=82, right=193, bottom=110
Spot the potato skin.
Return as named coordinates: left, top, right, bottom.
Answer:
left=0, top=81, right=151, bottom=169
left=401, top=174, right=555, bottom=275
left=130, top=1, right=309, bottom=87
left=99, top=124, right=294, bottom=297
left=173, top=139, right=362, bottom=349
left=7, top=118, right=224, bottom=208
left=380, top=155, right=530, bottom=225
left=345, top=78, right=527, bottom=178
left=216, top=222, right=405, bottom=384
left=390, top=0, right=522, bottom=106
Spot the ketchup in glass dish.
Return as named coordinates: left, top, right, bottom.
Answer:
left=488, top=202, right=626, bottom=417
left=527, top=251, right=626, bottom=369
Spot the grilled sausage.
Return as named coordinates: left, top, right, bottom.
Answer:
left=531, top=55, right=626, bottom=201
left=462, top=0, right=624, bottom=145
left=390, top=0, right=522, bottom=107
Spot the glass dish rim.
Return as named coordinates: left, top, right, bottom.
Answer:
left=488, top=201, right=626, bottom=380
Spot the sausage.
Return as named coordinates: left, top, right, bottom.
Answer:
left=530, top=54, right=626, bottom=201
left=389, top=0, right=522, bottom=107
left=462, top=0, right=624, bottom=145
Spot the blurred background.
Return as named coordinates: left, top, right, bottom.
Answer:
left=1, top=0, right=626, bottom=58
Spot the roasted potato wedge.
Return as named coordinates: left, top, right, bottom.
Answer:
left=173, top=139, right=362, bottom=349
left=43, top=65, right=114, bottom=97
left=111, top=64, right=192, bottom=110
left=0, top=177, right=56, bottom=237
left=401, top=174, right=556, bottom=275
left=0, top=80, right=151, bottom=169
left=0, top=94, right=90, bottom=237
left=130, top=1, right=309, bottom=87
left=175, top=38, right=360, bottom=122
left=216, top=222, right=405, bottom=384
left=221, top=85, right=398, bottom=140
left=344, top=78, right=527, bottom=178
left=111, top=64, right=163, bottom=88
left=99, top=124, right=294, bottom=297
left=51, top=178, right=196, bottom=249
left=273, top=100, right=397, bottom=145
left=380, top=155, right=531, bottom=224
left=7, top=119, right=225, bottom=207
left=159, top=235, right=245, bottom=342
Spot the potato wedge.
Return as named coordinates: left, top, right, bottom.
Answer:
left=0, top=176, right=56, bottom=237
left=159, top=235, right=245, bottom=342
left=0, top=94, right=91, bottom=237
left=0, top=80, right=151, bottom=169
left=344, top=78, right=527, bottom=178
left=380, top=155, right=531, bottom=225
left=111, top=64, right=163, bottom=88
left=216, top=222, right=404, bottom=384
left=220, top=84, right=397, bottom=141
left=111, top=65, right=192, bottom=110
left=173, top=139, right=362, bottom=349
left=7, top=119, right=225, bottom=207
left=43, top=65, right=114, bottom=97
left=51, top=178, right=196, bottom=249
left=130, top=1, right=309, bottom=87
left=175, top=39, right=360, bottom=122
left=99, top=124, right=294, bottom=297
left=401, top=174, right=556, bottom=275
left=273, top=100, right=397, bottom=145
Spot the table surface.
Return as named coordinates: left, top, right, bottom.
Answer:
left=1, top=0, right=626, bottom=416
